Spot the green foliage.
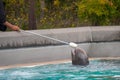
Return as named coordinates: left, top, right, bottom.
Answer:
left=38, top=0, right=80, bottom=29
left=2, top=0, right=120, bottom=30
left=3, top=0, right=28, bottom=29
left=110, top=0, right=120, bottom=25
left=77, top=0, right=116, bottom=26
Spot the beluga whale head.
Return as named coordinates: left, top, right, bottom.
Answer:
left=71, top=48, right=89, bottom=66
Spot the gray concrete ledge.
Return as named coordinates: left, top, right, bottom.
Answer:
left=0, top=42, right=120, bottom=66
left=0, top=26, right=120, bottom=66
left=0, top=26, right=120, bottom=48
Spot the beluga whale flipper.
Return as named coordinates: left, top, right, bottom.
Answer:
left=71, top=48, right=89, bottom=66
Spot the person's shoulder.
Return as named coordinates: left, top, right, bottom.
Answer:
left=0, top=0, right=3, bottom=4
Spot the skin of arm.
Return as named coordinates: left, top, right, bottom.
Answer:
left=3, top=21, right=20, bottom=31
left=0, top=1, right=20, bottom=31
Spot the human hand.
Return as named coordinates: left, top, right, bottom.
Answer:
left=4, top=21, right=21, bottom=31
left=10, top=25, right=20, bottom=31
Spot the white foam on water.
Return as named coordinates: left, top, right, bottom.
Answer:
left=10, top=71, right=38, bottom=78
left=0, top=73, right=3, bottom=76
left=113, top=75, right=120, bottom=78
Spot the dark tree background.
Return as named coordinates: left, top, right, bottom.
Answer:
left=3, top=0, right=120, bottom=30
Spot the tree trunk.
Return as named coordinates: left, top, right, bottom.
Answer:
left=40, top=0, right=45, bottom=19
left=28, top=0, right=37, bottom=30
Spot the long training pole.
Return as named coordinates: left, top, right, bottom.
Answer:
left=20, top=29, right=87, bottom=55
left=20, top=29, right=78, bottom=48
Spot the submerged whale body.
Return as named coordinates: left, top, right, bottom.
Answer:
left=71, top=48, right=89, bottom=66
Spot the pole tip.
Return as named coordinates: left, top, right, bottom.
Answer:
left=69, top=42, right=78, bottom=48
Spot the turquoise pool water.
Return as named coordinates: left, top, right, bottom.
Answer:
left=0, top=59, right=120, bottom=80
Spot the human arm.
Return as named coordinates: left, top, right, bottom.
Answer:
left=0, top=1, right=20, bottom=31
left=3, top=21, right=20, bottom=31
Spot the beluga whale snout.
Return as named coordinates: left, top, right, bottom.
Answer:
left=71, top=48, right=89, bottom=66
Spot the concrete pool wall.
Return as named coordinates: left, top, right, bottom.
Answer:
left=0, top=26, right=120, bottom=66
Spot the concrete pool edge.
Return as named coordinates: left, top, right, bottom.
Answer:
left=0, top=26, right=120, bottom=67
left=0, top=26, right=120, bottom=48
left=0, top=57, right=120, bottom=70
left=0, top=59, right=70, bottom=70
